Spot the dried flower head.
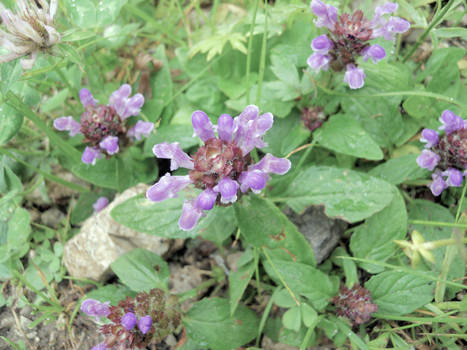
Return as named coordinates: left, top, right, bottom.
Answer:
left=146, top=105, right=292, bottom=231
left=332, top=284, right=378, bottom=325
left=54, top=84, right=153, bottom=165
left=0, top=0, right=60, bottom=69
left=308, top=1, right=410, bottom=89
left=416, top=110, right=466, bottom=196
left=82, top=289, right=181, bottom=350
left=302, top=106, right=326, bottom=132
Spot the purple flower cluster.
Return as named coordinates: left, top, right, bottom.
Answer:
left=80, top=299, right=110, bottom=320
left=416, top=110, right=467, bottom=196
left=54, top=84, right=154, bottom=165
left=146, top=105, right=292, bottom=231
left=308, top=0, right=410, bottom=89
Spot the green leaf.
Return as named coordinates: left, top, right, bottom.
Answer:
left=432, top=27, right=467, bottom=40
left=184, top=298, right=259, bottom=350
left=365, top=271, right=434, bottom=315
left=349, top=189, right=407, bottom=273
left=282, top=306, right=301, bottom=332
left=315, top=114, right=383, bottom=160
left=276, top=166, right=394, bottom=223
left=110, top=248, right=169, bottom=292
left=1, top=60, right=22, bottom=96
left=63, top=0, right=97, bottom=28
left=229, top=258, right=255, bottom=315
left=300, top=303, right=318, bottom=328
left=86, top=284, right=136, bottom=305
left=95, top=0, right=128, bottom=26
left=7, top=208, right=31, bottom=260
left=369, top=154, right=429, bottom=185
left=234, top=195, right=315, bottom=266
left=196, top=206, right=236, bottom=246
left=0, top=104, right=23, bottom=145
left=41, top=89, right=69, bottom=113
left=263, top=259, right=338, bottom=310
left=111, top=195, right=197, bottom=239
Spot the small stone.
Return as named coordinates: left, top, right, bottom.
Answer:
left=40, top=208, right=65, bottom=228
left=63, top=184, right=172, bottom=281
left=284, top=206, right=346, bottom=264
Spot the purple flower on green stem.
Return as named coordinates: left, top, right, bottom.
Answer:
left=308, top=1, right=410, bottom=89
left=54, top=84, right=152, bottom=165
left=80, top=299, right=110, bottom=320
left=146, top=105, right=291, bottom=231
left=416, top=110, right=466, bottom=196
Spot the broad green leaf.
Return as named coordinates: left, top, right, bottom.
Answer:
left=432, top=27, right=467, bottom=40
left=349, top=189, right=407, bottom=273
left=0, top=157, right=22, bottom=195
left=315, top=114, right=383, bottom=160
left=110, top=248, right=169, bottom=292
left=300, top=303, right=318, bottom=328
left=63, top=0, right=97, bottom=28
left=6, top=208, right=31, bottom=260
left=86, top=284, right=136, bottom=305
left=1, top=60, right=22, bottom=96
left=0, top=104, right=22, bottom=145
left=184, top=298, right=259, bottom=350
left=234, top=195, right=316, bottom=266
left=270, top=54, right=300, bottom=100
left=111, top=195, right=196, bottom=239
left=263, top=259, right=338, bottom=310
left=95, top=0, right=128, bottom=26
left=282, top=306, right=301, bottom=332
left=196, top=206, right=236, bottom=246
left=365, top=271, right=434, bottom=315
left=41, top=89, right=69, bottom=113
left=277, top=166, right=394, bottom=223
left=229, top=259, right=255, bottom=315
left=369, top=154, right=429, bottom=185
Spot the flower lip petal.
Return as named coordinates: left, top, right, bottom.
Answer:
left=250, top=154, right=291, bottom=175
left=310, top=0, right=338, bottom=30
left=430, top=172, right=447, bottom=196
left=137, top=315, right=153, bottom=335
left=238, top=170, right=268, bottom=193
left=121, top=312, right=137, bottom=331
left=146, top=174, right=191, bottom=202
left=213, top=177, right=239, bottom=204
left=217, top=114, right=234, bottom=142
left=420, top=129, right=439, bottom=148
left=99, top=135, right=119, bottom=155
left=81, top=147, right=102, bottom=165
left=127, top=120, right=154, bottom=140
left=307, top=53, right=331, bottom=72
left=93, top=197, right=109, bottom=212
left=53, top=116, right=82, bottom=136
left=192, top=110, right=215, bottom=141
left=416, top=149, right=440, bottom=171
left=362, top=44, right=386, bottom=63
left=344, top=64, right=366, bottom=89
left=178, top=200, right=203, bottom=231
left=79, top=88, right=97, bottom=108
left=438, top=110, right=464, bottom=134
left=197, top=188, right=218, bottom=210
left=311, top=34, right=333, bottom=53
left=152, top=142, right=194, bottom=170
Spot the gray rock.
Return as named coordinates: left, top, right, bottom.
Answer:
left=63, top=184, right=172, bottom=281
left=284, top=206, right=347, bottom=264
left=40, top=208, right=65, bottom=228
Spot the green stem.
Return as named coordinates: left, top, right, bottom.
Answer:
left=455, top=181, right=467, bottom=222
left=255, top=287, right=275, bottom=347
left=246, top=0, right=260, bottom=104
left=402, top=0, right=456, bottom=62
left=409, top=220, right=467, bottom=229
left=177, top=278, right=219, bottom=302
left=253, top=247, right=262, bottom=297
left=255, top=0, right=268, bottom=106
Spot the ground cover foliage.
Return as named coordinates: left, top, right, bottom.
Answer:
left=0, top=0, right=466, bottom=349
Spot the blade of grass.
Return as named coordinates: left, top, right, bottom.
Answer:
left=245, top=0, right=260, bottom=104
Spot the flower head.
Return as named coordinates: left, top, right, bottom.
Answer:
left=416, top=110, right=466, bottom=196
left=307, top=1, right=410, bottom=89
left=54, top=84, right=152, bottom=165
left=147, top=105, right=291, bottom=231
left=0, top=0, right=60, bottom=69
left=332, top=284, right=378, bottom=325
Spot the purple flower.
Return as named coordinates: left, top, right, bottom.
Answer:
left=362, top=44, right=386, bottom=63
left=121, top=312, right=137, bottom=330
left=430, top=172, right=448, bottom=196
left=344, top=64, right=366, bottom=89
left=53, top=84, right=152, bottom=165
left=99, top=136, right=119, bottom=155
left=416, top=150, right=439, bottom=171
left=53, top=116, right=81, bottom=137
left=147, top=105, right=291, bottom=231
left=80, top=299, right=110, bottom=319
left=127, top=120, right=154, bottom=140
left=91, top=343, right=107, bottom=350
left=93, top=197, right=109, bottom=213
left=307, top=53, right=331, bottom=72
left=311, top=35, right=333, bottom=53
left=310, top=0, right=338, bottom=30
left=439, top=110, right=464, bottom=134
left=137, top=315, right=153, bottom=334
left=420, top=129, right=439, bottom=148
left=442, top=168, right=463, bottom=187
left=373, top=16, right=411, bottom=41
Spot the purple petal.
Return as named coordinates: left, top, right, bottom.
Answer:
left=153, top=142, right=194, bottom=170
left=99, top=136, right=119, bottom=155
left=213, top=178, right=239, bottom=204
left=250, top=154, right=291, bottom=175
left=439, top=110, right=464, bottom=134
left=192, top=110, right=215, bottom=141
left=108, top=84, right=144, bottom=120
left=344, top=64, right=366, bottom=89
left=197, top=188, right=218, bottom=210
left=420, top=129, right=439, bottom=148
left=121, top=312, right=137, bottom=331
left=91, top=343, right=107, bottom=350
left=362, top=44, right=386, bottom=63
left=442, top=168, right=463, bottom=187
left=179, top=200, right=203, bottom=231
left=234, top=108, right=274, bottom=155
left=79, top=88, right=97, bottom=108
left=81, top=147, right=102, bottom=165
left=80, top=299, right=110, bottom=318
left=217, top=114, right=234, bottom=142
left=146, top=174, right=191, bottom=202
left=127, top=120, right=154, bottom=140
left=307, top=53, right=331, bottom=72
left=137, top=315, right=153, bottom=334
left=374, top=16, right=410, bottom=40
left=238, top=105, right=259, bottom=122
left=93, top=197, right=109, bottom=212
left=311, top=35, right=333, bottom=53
left=430, top=172, right=448, bottom=196
left=310, top=0, right=338, bottom=30
left=53, top=116, right=82, bottom=136
left=238, top=170, right=268, bottom=193
left=416, top=149, right=439, bottom=171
